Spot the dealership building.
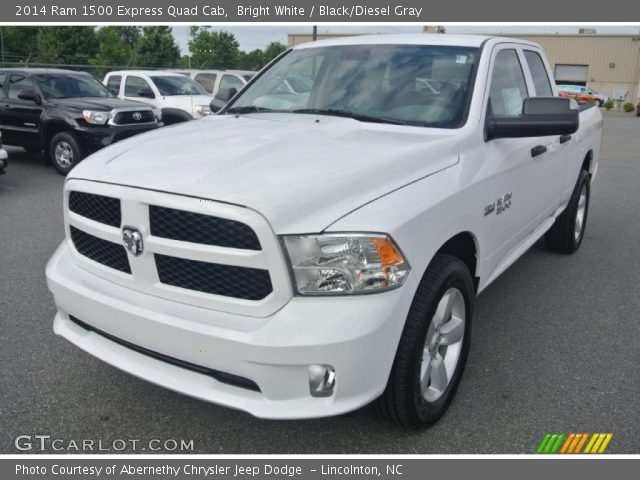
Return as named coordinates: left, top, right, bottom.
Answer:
left=288, top=30, right=640, bottom=103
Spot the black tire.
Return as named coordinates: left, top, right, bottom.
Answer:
left=377, top=254, right=474, bottom=428
left=49, top=131, right=84, bottom=176
left=545, top=169, right=590, bottom=254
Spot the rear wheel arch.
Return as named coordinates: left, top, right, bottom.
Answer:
left=582, top=150, right=594, bottom=175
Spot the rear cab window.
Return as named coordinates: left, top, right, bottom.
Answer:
left=8, top=74, right=35, bottom=101
left=219, top=74, right=245, bottom=92
left=523, top=50, right=553, bottom=97
left=194, top=73, right=217, bottom=93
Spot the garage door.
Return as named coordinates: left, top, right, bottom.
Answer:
left=554, top=64, right=588, bottom=84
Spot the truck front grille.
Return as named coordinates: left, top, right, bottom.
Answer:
left=69, top=191, right=121, bottom=227
left=70, top=226, right=131, bottom=273
left=112, top=110, right=156, bottom=125
left=65, top=182, right=289, bottom=317
left=155, top=254, right=272, bottom=300
left=150, top=205, right=261, bottom=250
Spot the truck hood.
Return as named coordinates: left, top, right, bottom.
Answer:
left=50, top=97, right=152, bottom=111
left=69, top=113, right=461, bottom=233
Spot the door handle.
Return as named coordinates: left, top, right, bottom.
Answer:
left=559, top=134, right=572, bottom=144
left=531, top=145, right=547, bottom=158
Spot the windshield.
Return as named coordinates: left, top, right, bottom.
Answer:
left=226, top=44, right=479, bottom=128
left=35, top=74, right=112, bottom=99
left=150, top=76, right=209, bottom=96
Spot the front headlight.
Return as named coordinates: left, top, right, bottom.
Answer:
left=194, top=105, right=211, bottom=117
left=82, top=110, right=111, bottom=125
left=282, top=234, right=409, bottom=295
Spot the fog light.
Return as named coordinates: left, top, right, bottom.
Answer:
left=308, top=365, right=335, bottom=397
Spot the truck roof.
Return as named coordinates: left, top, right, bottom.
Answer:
left=0, top=68, right=92, bottom=75
left=293, top=34, right=539, bottom=50
left=106, top=70, right=185, bottom=77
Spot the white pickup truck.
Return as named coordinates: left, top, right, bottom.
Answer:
left=47, top=35, right=602, bottom=427
left=104, top=70, right=213, bottom=124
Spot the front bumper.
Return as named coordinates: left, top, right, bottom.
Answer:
left=76, top=123, right=159, bottom=153
left=46, top=242, right=417, bottom=419
left=0, top=148, right=7, bottom=173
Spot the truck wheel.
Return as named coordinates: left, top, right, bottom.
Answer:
left=545, top=169, right=590, bottom=254
left=50, top=132, right=84, bottom=175
left=377, top=254, right=474, bottom=427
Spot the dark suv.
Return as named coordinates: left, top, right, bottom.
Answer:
left=0, top=69, right=159, bottom=175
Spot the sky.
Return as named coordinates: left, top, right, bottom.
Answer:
left=172, top=25, right=640, bottom=52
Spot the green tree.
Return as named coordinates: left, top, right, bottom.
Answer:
left=36, top=27, right=98, bottom=65
left=92, top=27, right=140, bottom=68
left=136, top=26, right=180, bottom=68
left=262, top=41, right=287, bottom=65
left=237, top=49, right=264, bottom=70
left=188, top=27, right=239, bottom=69
left=0, top=27, right=40, bottom=64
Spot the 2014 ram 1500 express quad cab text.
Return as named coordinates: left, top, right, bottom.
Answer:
left=46, top=35, right=602, bottom=427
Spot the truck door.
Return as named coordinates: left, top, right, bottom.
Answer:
left=2, top=73, right=43, bottom=147
left=123, top=75, right=157, bottom=107
left=522, top=49, right=568, bottom=219
left=481, top=47, right=547, bottom=264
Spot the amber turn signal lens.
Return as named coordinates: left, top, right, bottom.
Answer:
left=372, top=237, right=404, bottom=266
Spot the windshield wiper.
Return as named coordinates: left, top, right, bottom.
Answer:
left=290, top=108, right=407, bottom=125
left=226, top=105, right=274, bottom=114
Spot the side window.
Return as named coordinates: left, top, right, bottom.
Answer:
left=106, top=75, right=121, bottom=95
left=8, top=74, right=35, bottom=101
left=488, top=49, right=529, bottom=116
left=0, top=74, right=6, bottom=97
left=194, top=73, right=217, bottom=92
left=524, top=51, right=553, bottom=97
left=124, top=76, right=152, bottom=97
left=219, top=74, right=245, bottom=92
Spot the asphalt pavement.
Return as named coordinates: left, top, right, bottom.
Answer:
left=1, top=114, right=639, bottom=453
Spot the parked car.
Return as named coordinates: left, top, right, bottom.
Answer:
left=47, top=35, right=602, bottom=427
left=557, top=84, right=608, bottom=106
left=0, top=68, right=158, bottom=175
left=188, top=69, right=255, bottom=97
left=104, top=71, right=213, bottom=124
left=0, top=132, right=7, bottom=175
left=185, top=69, right=256, bottom=113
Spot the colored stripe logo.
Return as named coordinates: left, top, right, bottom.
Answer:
left=537, top=433, right=613, bottom=454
